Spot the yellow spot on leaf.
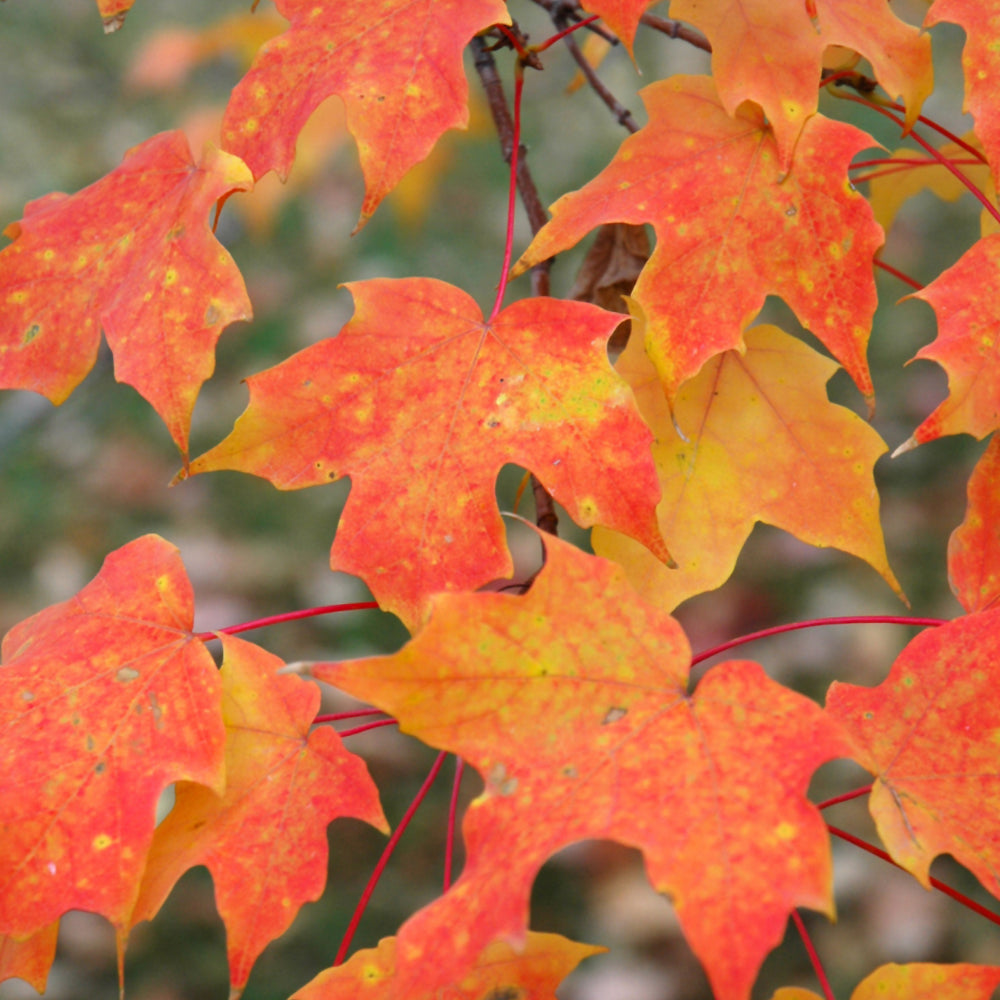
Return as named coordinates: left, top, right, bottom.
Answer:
left=93, top=833, right=113, bottom=851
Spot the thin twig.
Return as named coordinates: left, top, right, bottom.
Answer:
left=640, top=12, right=712, bottom=53
left=551, top=8, right=639, bottom=133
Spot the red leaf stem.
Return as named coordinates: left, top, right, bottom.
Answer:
left=534, top=13, right=600, bottom=53
left=444, top=757, right=465, bottom=891
left=689, top=616, right=946, bottom=667
left=838, top=94, right=1000, bottom=226
left=334, top=751, right=449, bottom=965
left=792, top=910, right=835, bottom=1000
left=874, top=258, right=923, bottom=290
left=488, top=64, right=525, bottom=322
left=338, top=718, right=400, bottom=739
left=195, top=602, right=379, bottom=641
left=827, top=824, right=1000, bottom=927
left=313, top=708, right=389, bottom=725
left=817, top=785, right=872, bottom=810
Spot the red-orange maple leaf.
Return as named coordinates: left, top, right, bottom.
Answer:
left=314, top=531, right=850, bottom=1000
left=220, top=0, right=509, bottom=229
left=594, top=322, right=902, bottom=610
left=948, top=435, right=1000, bottom=614
left=131, top=635, right=387, bottom=992
left=0, top=536, right=225, bottom=945
left=927, top=0, right=1000, bottom=192
left=292, top=931, right=602, bottom=999
left=188, top=278, right=669, bottom=629
left=896, top=235, right=1000, bottom=451
left=826, top=612, right=1000, bottom=902
left=668, top=0, right=932, bottom=169
left=513, top=76, right=882, bottom=406
left=0, top=130, right=252, bottom=456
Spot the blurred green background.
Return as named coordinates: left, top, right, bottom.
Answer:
left=0, top=1, right=997, bottom=998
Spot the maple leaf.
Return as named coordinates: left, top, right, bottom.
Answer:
left=187, top=278, right=669, bottom=629
left=0, top=536, right=225, bottom=949
left=220, top=0, right=510, bottom=229
left=131, top=634, right=387, bottom=993
left=895, top=234, right=1000, bottom=452
left=314, top=531, right=850, bottom=1000
left=594, top=321, right=903, bottom=610
left=772, top=962, right=1000, bottom=1000
left=667, top=0, right=932, bottom=169
left=0, top=922, right=58, bottom=994
left=826, top=611, right=1000, bottom=902
left=512, top=76, right=882, bottom=406
left=291, top=931, right=602, bottom=999
left=948, top=435, right=1000, bottom=613
left=926, top=0, right=1000, bottom=192
left=0, top=130, right=252, bottom=456
left=579, top=0, right=661, bottom=53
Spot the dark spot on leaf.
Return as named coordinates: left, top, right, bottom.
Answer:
left=602, top=706, right=627, bottom=725
left=22, top=323, right=41, bottom=344
left=204, top=303, right=222, bottom=325
left=483, top=988, right=523, bottom=1000
left=95, top=761, right=105, bottom=774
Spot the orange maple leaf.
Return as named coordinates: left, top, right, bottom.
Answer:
left=594, top=321, right=903, bottom=609
left=0, top=536, right=225, bottom=949
left=772, top=961, right=1000, bottom=1000
left=927, top=0, right=1000, bottom=192
left=131, top=635, right=387, bottom=993
left=314, top=531, right=850, bottom=1000
left=827, top=611, right=1000, bottom=902
left=513, top=76, right=882, bottom=407
left=291, top=931, right=602, bottom=999
left=220, top=0, right=510, bottom=229
left=896, top=235, right=1000, bottom=451
left=0, top=922, right=58, bottom=994
left=669, top=0, right=932, bottom=168
left=0, top=130, right=252, bottom=457
left=188, top=278, right=669, bottom=629
left=580, top=0, right=661, bottom=53
left=948, top=435, right=1000, bottom=614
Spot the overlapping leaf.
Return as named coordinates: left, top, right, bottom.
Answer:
left=927, top=0, right=1000, bottom=191
left=292, top=931, right=601, bottom=999
left=314, top=532, right=850, bottom=1000
left=0, top=536, right=225, bottom=943
left=220, top=0, right=509, bottom=228
left=668, top=0, right=932, bottom=168
left=132, top=635, right=387, bottom=993
left=948, top=435, right=1000, bottom=613
left=188, top=278, right=669, bottom=628
left=0, top=130, right=252, bottom=456
left=897, top=235, right=1000, bottom=451
left=773, top=961, right=1000, bottom=1000
left=826, top=611, right=1000, bottom=900
left=0, top=923, right=58, bottom=994
left=513, top=76, right=882, bottom=405
left=594, top=322, right=902, bottom=610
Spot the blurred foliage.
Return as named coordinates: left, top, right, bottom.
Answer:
left=0, top=2, right=997, bottom=999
